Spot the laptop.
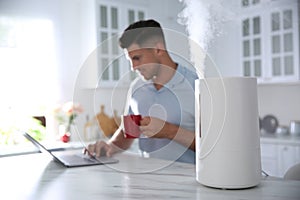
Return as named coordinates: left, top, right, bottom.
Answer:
left=22, top=131, right=119, bottom=167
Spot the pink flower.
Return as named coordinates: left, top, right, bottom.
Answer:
left=62, top=102, right=83, bottom=116
left=54, top=102, right=83, bottom=132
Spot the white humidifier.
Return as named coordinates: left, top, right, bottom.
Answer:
left=195, top=77, right=261, bottom=189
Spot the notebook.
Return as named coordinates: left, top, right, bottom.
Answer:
left=22, top=131, right=118, bottom=167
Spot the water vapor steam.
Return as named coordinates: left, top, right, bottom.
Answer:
left=178, top=0, right=236, bottom=76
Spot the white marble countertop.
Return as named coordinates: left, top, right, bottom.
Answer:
left=260, top=133, right=300, bottom=145
left=0, top=151, right=300, bottom=200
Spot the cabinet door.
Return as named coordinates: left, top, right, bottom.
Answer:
left=240, top=0, right=299, bottom=83
left=261, top=158, right=279, bottom=177
left=95, top=2, right=147, bottom=88
left=297, top=146, right=300, bottom=162
left=267, top=4, right=299, bottom=83
left=260, top=143, right=279, bottom=176
left=278, top=145, right=297, bottom=177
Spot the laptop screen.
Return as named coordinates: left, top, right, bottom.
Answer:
left=21, top=131, right=64, bottom=164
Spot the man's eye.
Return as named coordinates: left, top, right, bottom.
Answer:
left=132, top=56, right=140, bottom=61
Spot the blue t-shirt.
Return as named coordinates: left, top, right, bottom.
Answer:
left=125, top=64, right=198, bottom=164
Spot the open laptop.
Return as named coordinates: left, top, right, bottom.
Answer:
left=22, top=131, right=118, bottom=167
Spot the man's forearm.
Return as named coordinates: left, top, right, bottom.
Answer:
left=165, top=124, right=195, bottom=151
left=108, top=127, right=134, bottom=153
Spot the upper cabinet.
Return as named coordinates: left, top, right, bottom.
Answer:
left=78, top=0, right=147, bottom=89
left=95, top=0, right=146, bottom=88
left=240, top=0, right=299, bottom=84
left=207, top=0, right=299, bottom=84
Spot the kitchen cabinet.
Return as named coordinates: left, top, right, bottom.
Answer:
left=260, top=135, right=300, bottom=177
left=240, top=0, right=299, bottom=84
left=95, top=1, right=147, bottom=87
left=210, top=0, right=299, bottom=84
left=260, top=143, right=279, bottom=176
left=278, top=144, right=300, bottom=177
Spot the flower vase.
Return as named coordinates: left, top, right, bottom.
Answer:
left=59, top=125, right=71, bottom=143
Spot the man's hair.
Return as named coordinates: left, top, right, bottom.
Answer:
left=119, top=19, right=165, bottom=49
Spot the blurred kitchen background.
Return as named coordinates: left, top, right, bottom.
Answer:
left=0, top=0, right=299, bottom=177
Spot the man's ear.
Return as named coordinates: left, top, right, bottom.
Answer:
left=155, top=42, right=166, bottom=55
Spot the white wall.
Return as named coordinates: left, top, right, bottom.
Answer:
left=258, top=83, right=300, bottom=126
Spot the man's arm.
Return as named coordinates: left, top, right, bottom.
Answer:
left=85, top=127, right=134, bottom=157
left=108, top=127, right=135, bottom=152
left=139, top=117, right=195, bottom=151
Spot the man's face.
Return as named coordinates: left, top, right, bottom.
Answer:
left=125, top=43, right=160, bottom=81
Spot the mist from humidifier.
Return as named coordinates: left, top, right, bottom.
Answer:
left=178, top=0, right=236, bottom=77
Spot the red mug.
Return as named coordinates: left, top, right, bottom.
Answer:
left=123, top=114, right=142, bottom=138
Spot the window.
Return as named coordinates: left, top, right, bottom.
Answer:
left=0, top=17, right=57, bottom=156
left=97, top=2, right=146, bottom=87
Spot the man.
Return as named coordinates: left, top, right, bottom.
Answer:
left=85, top=19, right=198, bottom=163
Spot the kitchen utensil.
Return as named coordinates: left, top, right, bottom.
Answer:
left=276, top=125, right=289, bottom=135
left=262, top=115, right=279, bottom=133
left=289, top=120, right=300, bottom=136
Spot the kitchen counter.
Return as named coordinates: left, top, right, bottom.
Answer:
left=260, top=133, right=300, bottom=145
left=0, top=151, right=300, bottom=199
